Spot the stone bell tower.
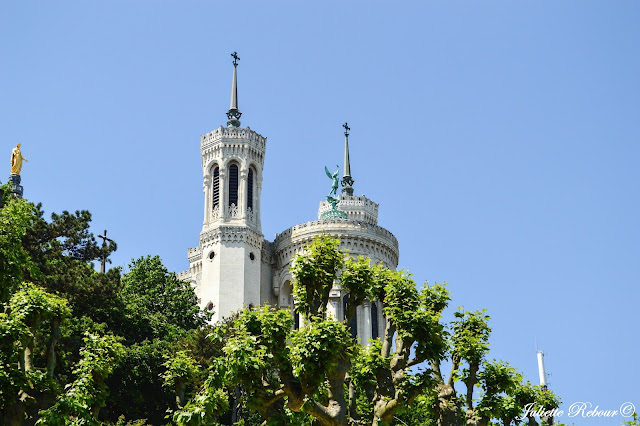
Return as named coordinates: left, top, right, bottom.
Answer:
left=186, top=52, right=268, bottom=322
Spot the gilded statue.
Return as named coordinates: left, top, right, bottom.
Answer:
left=10, top=143, right=28, bottom=175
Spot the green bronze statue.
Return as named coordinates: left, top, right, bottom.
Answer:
left=321, top=165, right=348, bottom=220
left=325, top=165, right=339, bottom=198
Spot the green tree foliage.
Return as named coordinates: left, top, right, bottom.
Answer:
left=624, top=413, right=640, bottom=426
left=1, top=194, right=206, bottom=425
left=36, top=333, right=125, bottom=425
left=175, top=235, right=560, bottom=426
left=102, top=256, right=209, bottom=424
left=0, top=282, right=71, bottom=423
left=0, top=189, right=37, bottom=303
left=120, top=256, right=208, bottom=339
left=163, top=351, right=200, bottom=408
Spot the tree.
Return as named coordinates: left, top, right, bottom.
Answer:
left=0, top=188, right=37, bottom=304
left=100, top=256, right=210, bottom=424
left=0, top=193, right=127, bottom=425
left=36, top=332, right=125, bottom=425
left=174, top=235, right=559, bottom=425
left=1, top=193, right=209, bottom=424
left=120, top=255, right=208, bottom=338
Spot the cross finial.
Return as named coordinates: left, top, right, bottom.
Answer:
left=97, top=229, right=114, bottom=274
left=343, top=122, right=350, bottom=137
left=231, top=52, right=240, bottom=67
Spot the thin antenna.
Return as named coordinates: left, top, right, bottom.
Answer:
left=536, top=350, right=548, bottom=388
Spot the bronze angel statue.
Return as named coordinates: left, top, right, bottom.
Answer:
left=325, top=165, right=339, bottom=198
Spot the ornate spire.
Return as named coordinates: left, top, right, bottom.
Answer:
left=341, top=122, right=354, bottom=196
left=226, top=52, right=242, bottom=127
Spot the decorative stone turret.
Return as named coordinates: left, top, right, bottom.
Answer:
left=182, top=53, right=270, bottom=322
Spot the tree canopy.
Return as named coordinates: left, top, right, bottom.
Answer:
left=1, top=187, right=560, bottom=425
left=173, top=235, right=560, bottom=426
left=0, top=188, right=207, bottom=425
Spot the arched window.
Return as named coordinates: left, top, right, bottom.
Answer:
left=228, top=164, right=238, bottom=206
left=247, top=168, right=254, bottom=210
left=343, top=295, right=357, bottom=340
left=212, top=167, right=220, bottom=209
left=371, top=302, right=379, bottom=340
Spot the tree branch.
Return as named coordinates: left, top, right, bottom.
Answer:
left=447, top=355, right=460, bottom=388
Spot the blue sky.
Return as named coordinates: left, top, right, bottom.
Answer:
left=2, top=1, right=638, bottom=423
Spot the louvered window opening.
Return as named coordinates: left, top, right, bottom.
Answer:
left=228, top=164, right=238, bottom=206
left=371, top=302, right=379, bottom=340
left=212, top=167, right=220, bottom=209
left=343, top=295, right=357, bottom=340
left=247, top=168, right=254, bottom=210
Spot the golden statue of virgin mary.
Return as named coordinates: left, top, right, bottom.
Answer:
left=10, top=143, right=28, bottom=175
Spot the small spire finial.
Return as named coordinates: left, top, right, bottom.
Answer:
left=226, top=52, right=242, bottom=127
left=341, top=122, right=354, bottom=196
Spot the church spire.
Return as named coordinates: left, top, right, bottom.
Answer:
left=341, top=122, right=354, bottom=196
left=226, top=52, right=242, bottom=127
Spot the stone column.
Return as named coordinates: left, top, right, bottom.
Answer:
left=356, top=305, right=364, bottom=346
left=240, top=168, right=248, bottom=219
left=362, top=300, right=372, bottom=346
left=203, top=175, right=211, bottom=224
left=378, top=301, right=386, bottom=340
left=219, top=169, right=227, bottom=221
left=327, top=286, right=341, bottom=320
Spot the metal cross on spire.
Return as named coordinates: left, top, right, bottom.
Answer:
left=231, top=51, right=240, bottom=67
left=343, top=122, right=350, bottom=137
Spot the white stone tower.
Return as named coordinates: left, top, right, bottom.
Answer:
left=184, top=52, right=268, bottom=322
left=180, top=60, right=399, bottom=337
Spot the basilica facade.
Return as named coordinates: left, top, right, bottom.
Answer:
left=178, top=57, right=399, bottom=345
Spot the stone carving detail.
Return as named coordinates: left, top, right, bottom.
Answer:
left=246, top=206, right=254, bottom=222
left=318, top=195, right=379, bottom=224
left=228, top=203, right=239, bottom=218
left=211, top=205, right=220, bottom=221
left=199, top=226, right=264, bottom=249
left=201, top=126, right=267, bottom=153
left=272, top=219, right=399, bottom=270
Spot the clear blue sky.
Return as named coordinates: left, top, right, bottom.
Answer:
left=2, top=2, right=638, bottom=423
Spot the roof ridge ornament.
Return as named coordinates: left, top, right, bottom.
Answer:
left=226, top=52, right=242, bottom=127
left=341, top=122, right=354, bottom=196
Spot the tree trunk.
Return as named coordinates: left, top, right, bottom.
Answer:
left=436, top=383, right=462, bottom=426
left=22, top=314, right=41, bottom=373
left=2, top=400, right=26, bottom=426
left=45, top=317, right=61, bottom=378
left=465, top=362, right=479, bottom=411
left=176, top=380, right=187, bottom=408
left=91, top=375, right=105, bottom=418
left=346, top=375, right=359, bottom=422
